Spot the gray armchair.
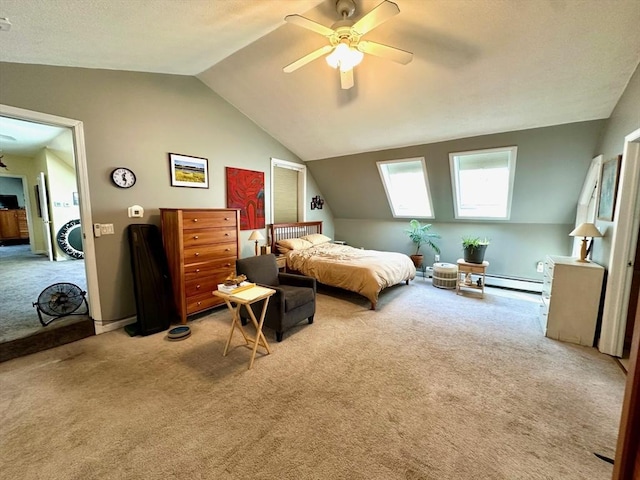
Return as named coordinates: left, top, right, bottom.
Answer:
left=235, top=254, right=316, bottom=342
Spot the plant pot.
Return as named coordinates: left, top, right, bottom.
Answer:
left=463, top=244, right=487, bottom=264
left=410, top=254, right=424, bottom=268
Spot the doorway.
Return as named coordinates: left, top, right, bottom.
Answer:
left=599, top=128, right=640, bottom=358
left=0, top=105, right=100, bottom=361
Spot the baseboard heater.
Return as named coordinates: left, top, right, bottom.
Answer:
left=419, top=267, right=542, bottom=293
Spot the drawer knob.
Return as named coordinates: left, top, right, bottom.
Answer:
left=194, top=252, right=200, bottom=257
left=195, top=268, right=200, bottom=273
left=193, top=218, right=198, bottom=222
left=224, top=217, right=229, bottom=221
left=225, top=263, right=230, bottom=267
left=225, top=248, right=230, bottom=251
left=225, top=233, right=229, bottom=236
left=196, top=284, right=201, bottom=289
left=197, top=301, right=201, bottom=306
left=194, top=235, right=199, bottom=239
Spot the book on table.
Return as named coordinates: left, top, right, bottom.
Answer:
left=228, top=285, right=275, bottom=302
left=217, top=282, right=255, bottom=294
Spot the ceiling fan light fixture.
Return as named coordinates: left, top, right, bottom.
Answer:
left=326, top=42, right=364, bottom=71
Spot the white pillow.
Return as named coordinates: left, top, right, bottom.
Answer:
left=300, top=233, right=332, bottom=245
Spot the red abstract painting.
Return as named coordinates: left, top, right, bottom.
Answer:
left=226, top=167, right=265, bottom=230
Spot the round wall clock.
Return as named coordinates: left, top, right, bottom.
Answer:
left=56, top=219, right=84, bottom=259
left=111, top=167, right=136, bottom=188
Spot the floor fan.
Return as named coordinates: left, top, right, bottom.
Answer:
left=33, top=282, right=88, bottom=326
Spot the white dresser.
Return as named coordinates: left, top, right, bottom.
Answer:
left=539, top=255, right=604, bottom=346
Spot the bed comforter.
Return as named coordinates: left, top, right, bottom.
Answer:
left=285, top=243, right=416, bottom=308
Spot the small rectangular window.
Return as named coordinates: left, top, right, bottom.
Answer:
left=449, top=146, right=517, bottom=220
left=377, top=157, right=434, bottom=218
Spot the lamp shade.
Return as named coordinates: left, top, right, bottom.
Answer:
left=248, top=230, right=264, bottom=241
left=569, top=223, right=602, bottom=238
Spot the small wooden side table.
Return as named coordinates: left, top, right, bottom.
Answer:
left=213, top=285, right=276, bottom=369
left=456, top=259, right=489, bottom=297
left=275, top=255, right=287, bottom=272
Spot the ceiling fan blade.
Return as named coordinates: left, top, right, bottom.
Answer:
left=283, top=45, right=334, bottom=73
left=358, top=40, right=413, bottom=65
left=352, top=1, right=400, bottom=36
left=285, top=14, right=335, bottom=37
left=340, top=68, right=354, bottom=90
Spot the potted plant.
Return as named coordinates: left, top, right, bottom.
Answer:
left=405, top=219, right=441, bottom=268
left=462, top=236, right=490, bottom=264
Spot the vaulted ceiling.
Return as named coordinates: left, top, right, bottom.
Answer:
left=1, top=0, right=639, bottom=160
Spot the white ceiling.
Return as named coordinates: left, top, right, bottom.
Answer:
left=1, top=0, right=639, bottom=161
left=0, top=116, right=66, bottom=156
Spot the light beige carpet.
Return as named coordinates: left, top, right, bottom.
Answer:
left=0, top=281, right=624, bottom=479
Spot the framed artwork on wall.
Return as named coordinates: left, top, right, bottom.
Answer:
left=169, top=153, right=209, bottom=188
left=226, top=167, right=265, bottom=230
left=597, top=154, right=622, bottom=221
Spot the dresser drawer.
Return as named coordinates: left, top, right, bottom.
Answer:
left=182, top=211, right=237, bottom=230
left=182, top=227, right=236, bottom=247
left=186, top=291, right=224, bottom=314
left=184, top=258, right=235, bottom=278
left=185, top=269, right=234, bottom=296
left=184, top=242, right=237, bottom=264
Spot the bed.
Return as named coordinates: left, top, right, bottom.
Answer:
left=268, top=221, right=416, bottom=310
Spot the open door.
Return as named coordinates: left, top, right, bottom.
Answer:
left=37, top=172, right=53, bottom=261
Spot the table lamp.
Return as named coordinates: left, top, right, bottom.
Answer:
left=569, top=222, right=602, bottom=262
left=248, top=230, right=264, bottom=256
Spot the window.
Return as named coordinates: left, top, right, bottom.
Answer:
left=271, top=158, right=306, bottom=223
left=377, top=157, right=434, bottom=218
left=449, top=146, right=517, bottom=220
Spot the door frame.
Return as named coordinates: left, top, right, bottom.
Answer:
left=0, top=104, right=102, bottom=321
left=599, top=128, right=640, bottom=356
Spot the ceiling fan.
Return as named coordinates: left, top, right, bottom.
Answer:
left=283, top=0, right=413, bottom=89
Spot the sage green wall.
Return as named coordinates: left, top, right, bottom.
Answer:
left=0, top=62, right=333, bottom=323
left=592, top=62, right=640, bottom=268
left=307, top=121, right=606, bottom=280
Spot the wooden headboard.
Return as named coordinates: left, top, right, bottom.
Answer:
left=269, top=221, right=323, bottom=253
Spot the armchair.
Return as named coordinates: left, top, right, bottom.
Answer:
left=235, top=254, right=316, bottom=342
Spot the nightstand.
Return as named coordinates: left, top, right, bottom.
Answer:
left=456, top=259, right=489, bottom=297
left=275, top=255, right=287, bottom=272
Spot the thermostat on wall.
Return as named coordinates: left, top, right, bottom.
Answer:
left=128, top=205, right=144, bottom=218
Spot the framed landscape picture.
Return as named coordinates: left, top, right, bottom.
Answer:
left=169, top=153, right=209, bottom=188
left=597, top=154, right=622, bottom=221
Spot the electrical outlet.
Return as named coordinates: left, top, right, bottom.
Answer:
left=536, top=261, right=544, bottom=273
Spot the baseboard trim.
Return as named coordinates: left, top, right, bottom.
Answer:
left=485, top=275, right=542, bottom=293
left=418, top=268, right=542, bottom=293
left=94, top=317, right=136, bottom=334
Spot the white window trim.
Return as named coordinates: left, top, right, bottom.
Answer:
left=377, top=157, right=435, bottom=219
left=449, top=146, right=517, bottom=221
left=270, top=158, right=307, bottom=222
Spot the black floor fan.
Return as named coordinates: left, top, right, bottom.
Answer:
left=33, top=282, right=89, bottom=326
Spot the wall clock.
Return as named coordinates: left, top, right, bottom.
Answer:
left=111, top=167, right=136, bottom=188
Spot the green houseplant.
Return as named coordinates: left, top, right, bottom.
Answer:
left=405, top=219, right=441, bottom=268
left=462, top=236, right=490, bottom=264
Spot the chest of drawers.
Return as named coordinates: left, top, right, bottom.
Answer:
left=539, top=255, right=604, bottom=346
left=160, top=208, right=240, bottom=324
